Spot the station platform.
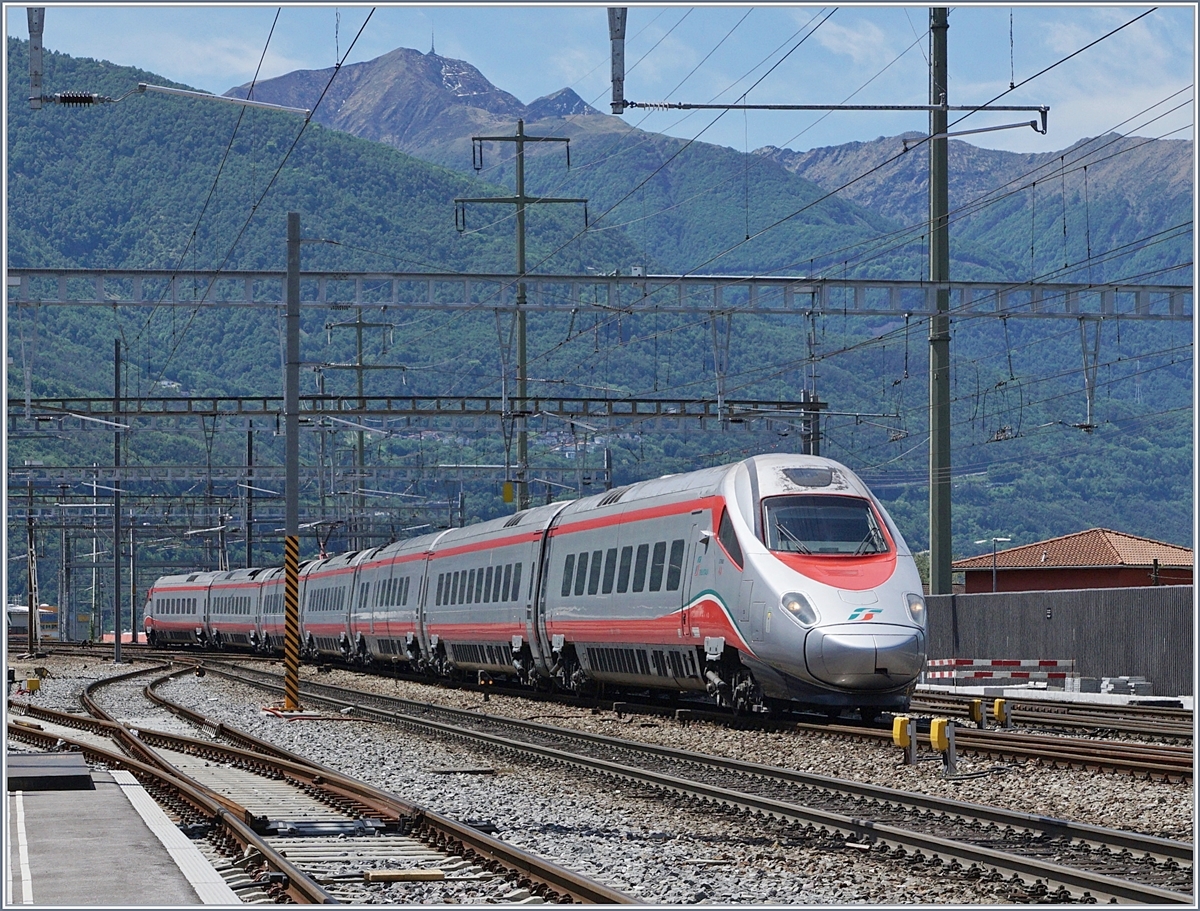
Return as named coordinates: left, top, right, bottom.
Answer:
left=6, top=753, right=241, bottom=905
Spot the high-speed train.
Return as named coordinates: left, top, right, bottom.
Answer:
left=144, top=455, right=927, bottom=716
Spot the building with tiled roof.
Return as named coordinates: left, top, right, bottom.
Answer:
left=953, top=528, right=1193, bottom=593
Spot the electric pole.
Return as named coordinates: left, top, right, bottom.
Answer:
left=283, top=212, right=302, bottom=711
left=929, top=8, right=952, bottom=595
left=113, top=338, right=122, bottom=662
left=456, top=120, right=587, bottom=511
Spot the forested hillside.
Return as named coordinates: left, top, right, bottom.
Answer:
left=6, top=39, right=1193, bottom=594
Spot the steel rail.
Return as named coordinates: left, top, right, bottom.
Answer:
left=912, top=693, right=1194, bottom=740
left=138, top=669, right=636, bottom=905
left=4, top=722, right=338, bottom=903
left=198, top=661, right=1193, bottom=903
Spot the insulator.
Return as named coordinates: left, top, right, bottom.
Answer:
left=56, top=92, right=98, bottom=105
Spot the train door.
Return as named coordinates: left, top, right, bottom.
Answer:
left=680, top=517, right=701, bottom=639
left=522, top=538, right=547, bottom=672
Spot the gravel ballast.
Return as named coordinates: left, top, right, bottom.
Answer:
left=8, top=654, right=1195, bottom=904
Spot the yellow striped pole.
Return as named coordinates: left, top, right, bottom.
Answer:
left=283, top=534, right=301, bottom=710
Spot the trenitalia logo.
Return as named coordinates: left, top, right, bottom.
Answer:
left=847, top=606, right=879, bottom=621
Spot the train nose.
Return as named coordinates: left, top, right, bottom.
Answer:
left=804, top=624, right=924, bottom=690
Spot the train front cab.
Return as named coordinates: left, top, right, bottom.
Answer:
left=722, top=456, right=926, bottom=716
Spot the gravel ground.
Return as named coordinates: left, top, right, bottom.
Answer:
left=8, top=654, right=1195, bottom=904
left=302, top=663, right=1195, bottom=842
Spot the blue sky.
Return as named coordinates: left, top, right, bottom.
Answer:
left=5, top=4, right=1195, bottom=154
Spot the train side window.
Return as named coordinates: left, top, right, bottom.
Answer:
left=458, top=571, right=467, bottom=604
left=502, top=563, right=513, bottom=601
left=649, top=541, right=667, bottom=591
left=475, top=568, right=485, bottom=602
left=602, top=548, right=618, bottom=594
left=466, top=569, right=476, bottom=604
left=573, top=552, right=589, bottom=596
left=666, top=539, right=685, bottom=590
left=402, top=577, right=410, bottom=606
left=436, top=573, right=444, bottom=606
left=587, top=549, right=603, bottom=595
left=512, top=563, right=523, bottom=602
left=492, top=564, right=504, bottom=602
left=560, top=555, right=575, bottom=597
left=485, top=566, right=495, bottom=603
left=632, top=544, right=649, bottom=592
left=718, top=508, right=744, bottom=568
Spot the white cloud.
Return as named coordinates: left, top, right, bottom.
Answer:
left=813, top=17, right=896, bottom=69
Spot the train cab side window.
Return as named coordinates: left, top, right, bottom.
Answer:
left=402, top=577, right=410, bottom=606
left=587, top=549, right=603, bottom=595
left=617, top=546, right=633, bottom=592
left=475, top=569, right=485, bottom=603
left=718, top=508, right=744, bottom=568
left=502, top=563, right=513, bottom=601
left=602, top=548, right=618, bottom=594
left=649, top=541, right=667, bottom=591
left=466, top=569, right=476, bottom=604
left=485, top=566, right=495, bottom=603
left=436, top=573, right=445, bottom=606
left=492, top=564, right=504, bottom=602
left=632, top=544, right=649, bottom=592
left=573, top=552, right=589, bottom=596
left=511, top=563, right=523, bottom=602
left=666, top=539, right=685, bottom=590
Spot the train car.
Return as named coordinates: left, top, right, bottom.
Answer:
left=299, top=549, right=368, bottom=659
left=258, top=566, right=287, bottom=652
left=145, top=454, right=926, bottom=716
left=144, top=571, right=217, bottom=646
left=538, top=455, right=925, bottom=715
left=348, top=533, right=444, bottom=665
left=207, top=568, right=266, bottom=650
left=420, top=503, right=564, bottom=681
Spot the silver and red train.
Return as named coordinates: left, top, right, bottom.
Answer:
left=144, top=455, right=927, bottom=715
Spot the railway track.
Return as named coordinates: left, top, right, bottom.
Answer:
left=911, top=692, right=1194, bottom=741
left=40, top=644, right=1194, bottom=779
left=188, top=659, right=1194, bottom=904
left=7, top=664, right=633, bottom=904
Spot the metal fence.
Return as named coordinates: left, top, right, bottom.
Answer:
left=926, top=586, right=1195, bottom=696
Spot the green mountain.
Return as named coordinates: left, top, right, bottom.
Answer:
left=5, top=39, right=1193, bottom=613
left=758, top=132, right=1193, bottom=287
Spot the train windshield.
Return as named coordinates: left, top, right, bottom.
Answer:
left=762, top=495, right=889, bottom=555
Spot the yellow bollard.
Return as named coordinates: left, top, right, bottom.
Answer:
left=967, top=698, right=984, bottom=728
left=929, top=717, right=949, bottom=752
left=892, top=714, right=917, bottom=765
left=993, top=697, right=1009, bottom=728
left=930, top=717, right=957, bottom=774
left=892, top=715, right=911, bottom=748
left=25, top=678, right=40, bottom=694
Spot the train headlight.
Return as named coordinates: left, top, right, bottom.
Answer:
left=904, top=592, right=927, bottom=625
left=781, top=592, right=819, bottom=627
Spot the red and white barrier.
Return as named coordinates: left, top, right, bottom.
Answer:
left=926, top=658, right=1076, bottom=669
left=923, top=658, right=1077, bottom=683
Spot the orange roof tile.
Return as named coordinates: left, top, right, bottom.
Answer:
left=953, top=528, right=1193, bottom=571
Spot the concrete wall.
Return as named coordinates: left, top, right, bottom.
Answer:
left=926, top=586, right=1194, bottom=696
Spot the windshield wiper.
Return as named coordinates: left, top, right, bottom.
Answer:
left=775, top=522, right=811, bottom=554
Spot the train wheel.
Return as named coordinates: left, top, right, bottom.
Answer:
left=730, top=669, right=764, bottom=715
